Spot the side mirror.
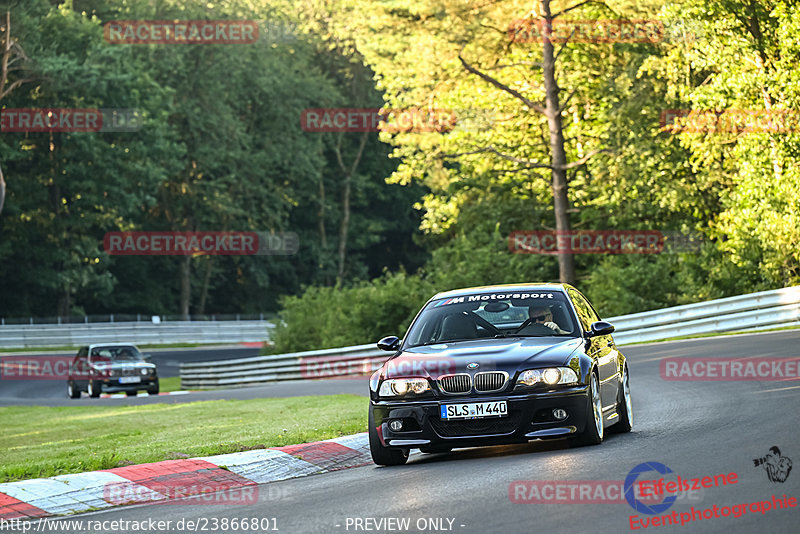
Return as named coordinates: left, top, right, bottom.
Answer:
left=588, top=321, right=615, bottom=337
left=377, top=336, right=401, bottom=352
left=142, top=354, right=153, bottom=362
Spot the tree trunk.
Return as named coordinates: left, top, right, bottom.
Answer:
left=319, top=175, right=327, bottom=249
left=57, top=290, right=71, bottom=318
left=318, top=141, right=328, bottom=250
left=333, top=131, right=368, bottom=282
left=0, top=163, right=5, bottom=216
left=179, top=255, right=191, bottom=320
left=0, top=11, right=35, bottom=217
left=337, top=172, right=351, bottom=280
left=541, top=0, right=576, bottom=285
left=197, top=256, right=213, bottom=315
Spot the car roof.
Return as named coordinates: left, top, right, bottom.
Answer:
left=429, top=283, right=572, bottom=302
left=87, top=343, right=139, bottom=350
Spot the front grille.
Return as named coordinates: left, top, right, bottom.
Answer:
left=120, top=368, right=138, bottom=376
left=438, top=374, right=471, bottom=394
left=474, top=371, right=507, bottom=392
left=430, top=411, right=521, bottom=437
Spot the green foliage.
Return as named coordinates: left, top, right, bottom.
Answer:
left=0, top=0, right=426, bottom=317
left=267, top=0, right=800, bottom=352
left=3, top=0, right=798, bottom=343
left=271, top=270, right=435, bottom=352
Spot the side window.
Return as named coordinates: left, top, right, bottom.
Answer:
left=73, top=347, right=88, bottom=371
left=568, top=289, right=599, bottom=332
left=580, top=292, right=601, bottom=324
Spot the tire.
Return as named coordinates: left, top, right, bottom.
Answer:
left=147, top=382, right=159, bottom=395
left=125, top=391, right=138, bottom=397
left=368, top=408, right=409, bottom=466
left=67, top=381, right=80, bottom=399
left=419, top=446, right=452, bottom=454
left=88, top=380, right=101, bottom=398
left=610, top=364, right=633, bottom=433
left=570, top=371, right=603, bottom=446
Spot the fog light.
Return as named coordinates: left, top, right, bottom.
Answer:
left=389, top=419, right=403, bottom=432
left=552, top=409, right=568, bottom=420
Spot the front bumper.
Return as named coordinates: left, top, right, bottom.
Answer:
left=99, top=377, right=158, bottom=392
left=371, top=386, right=590, bottom=449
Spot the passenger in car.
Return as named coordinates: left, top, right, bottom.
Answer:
left=440, top=312, right=479, bottom=341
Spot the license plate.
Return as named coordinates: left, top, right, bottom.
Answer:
left=119, top=376, right=141, bottom=384
left=440, top=401, right=507, bottom=420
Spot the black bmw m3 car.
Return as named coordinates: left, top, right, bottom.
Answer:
left=368, top=283, right=633, bottom=465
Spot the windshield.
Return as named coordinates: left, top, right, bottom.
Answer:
left=89, top=346, right=144, bottom=364
left=404, top=290, right=579, bottom=348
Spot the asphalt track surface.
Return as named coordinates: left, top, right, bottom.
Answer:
left=6, top=329, right=798, bottom=534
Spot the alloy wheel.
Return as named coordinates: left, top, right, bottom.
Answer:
left=592, top=373, right=603, bottom=439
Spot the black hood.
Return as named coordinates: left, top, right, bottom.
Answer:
left=382, top=337, right=582, bottom=379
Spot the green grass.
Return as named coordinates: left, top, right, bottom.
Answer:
left=158, top=376, right=182, bottom=392
left=0, top=395, right=367, bottom=482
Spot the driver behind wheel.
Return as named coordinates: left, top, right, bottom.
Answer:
left=527, top=305, right=569, bottom=334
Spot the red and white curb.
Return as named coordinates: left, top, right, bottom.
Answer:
left=0, top=433, right=378, bottom=520
left=98, top=391, right=193, bottom=399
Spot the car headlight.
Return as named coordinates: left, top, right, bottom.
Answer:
left=140, top=368, right=149, bottom=376
left=516, top=367, right=579, bottom=387
left=378, top=378, right=431, bottom=397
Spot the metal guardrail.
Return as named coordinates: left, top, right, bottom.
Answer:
left=181, top=344, right=385, bottom=388
left=0, top=320, right=274, bottom=349
left=606, top=286, right=800, bottom=344
left=0, top=313, right=274, bottom=325
left=180, top=286, right=800, bottom=389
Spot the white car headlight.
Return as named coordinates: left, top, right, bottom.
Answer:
left=543, top=368, right=561, bottom=385
left=517, top=367, right=578, bottom=387
left=379, top=378, right=431, bottom=397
